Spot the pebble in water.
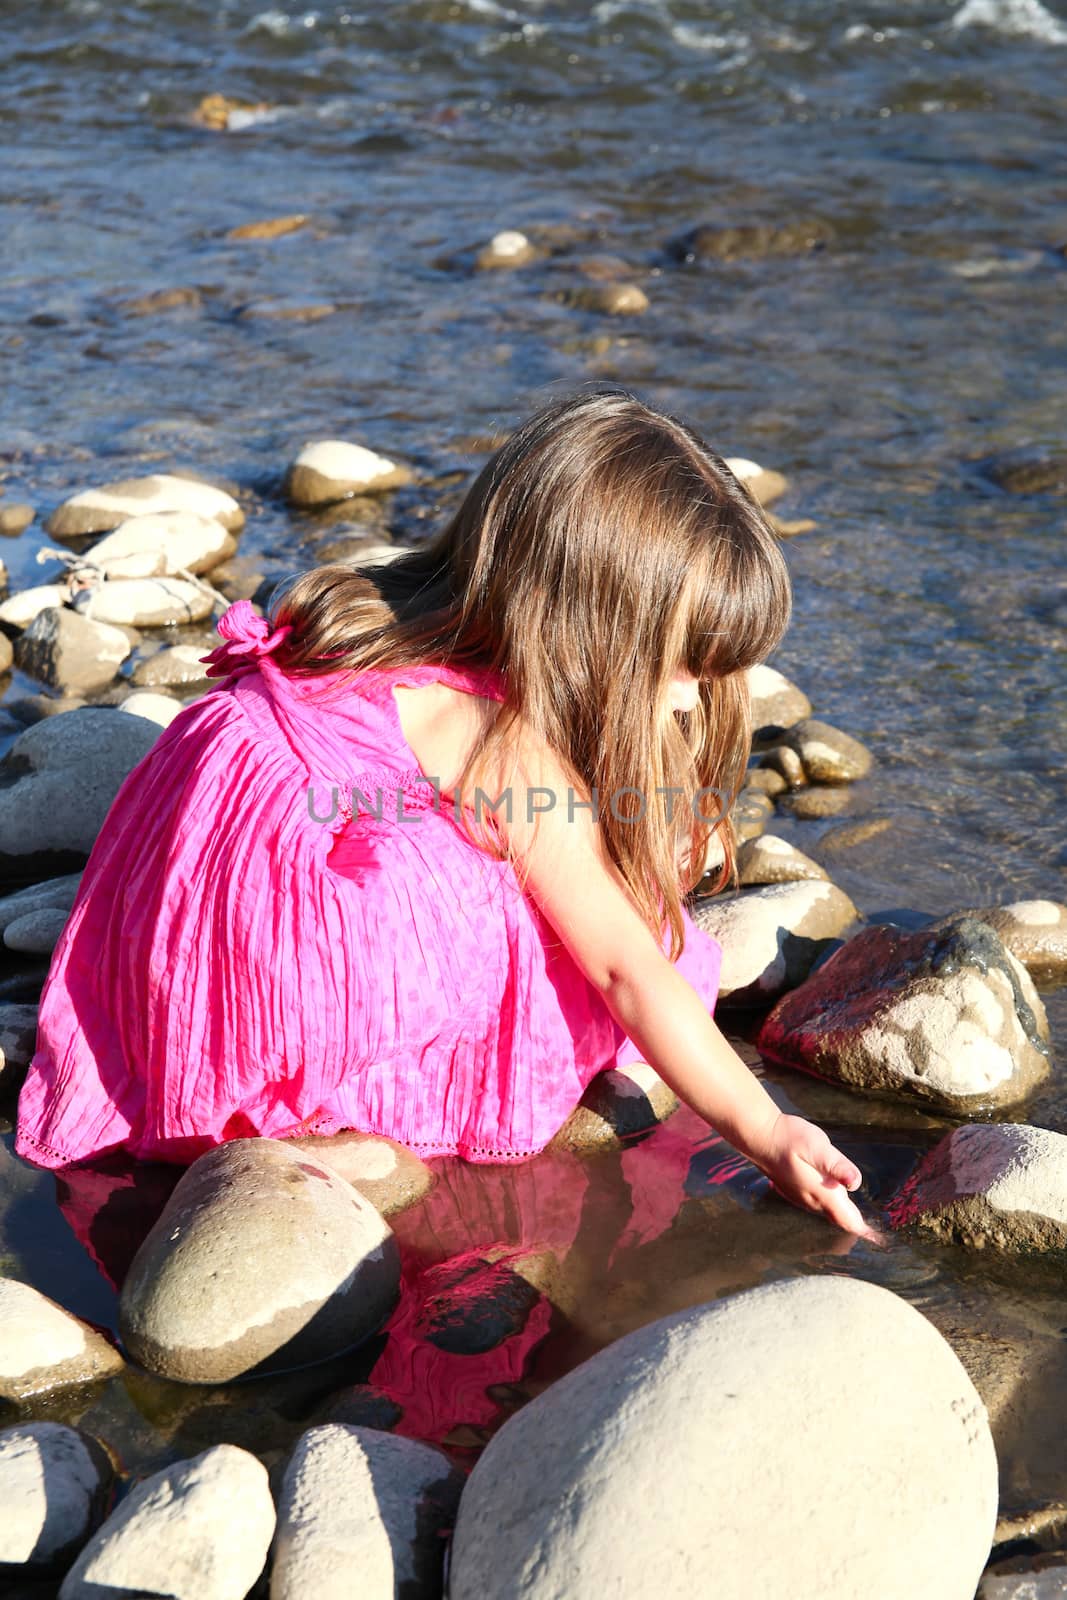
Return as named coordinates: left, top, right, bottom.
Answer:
left=47, top=474, right=244, bottom=539
left=475, top=229, right=538, bottom=269
left=286, top=441, right=414, bottom=506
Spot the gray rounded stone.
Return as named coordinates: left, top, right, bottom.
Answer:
left=118, top=1138, right=401, bottom=1383
left=285, top=1131, right=435, bottom=1218
left=0, top=1002, right=41, bottom=1095
left=58, top=1443, right=274, bottom=1600
left=690, top=879, right=858, bottom=1006
left=550, top=1063, right=679, bottom=1152
left=0, top=1421, right=113, bottom=1569
left=270, top=1425, right=463, bottom=1599
left=131, top=641, right=216, bottom=688
left=72, top=575, right=214, bottom=626
left=784, top=718, right=874, bottom=783
left=85, top=512, right=236, bottom=578
left=448, top=1275, right=998, bottom=1600
left=747, top=664, right=811, bottom=731
left=888, top=1124, right=1067, bottom=1254
left=0, top=1279, right=125, bottom=1402
left=737, top=834, right=829, bottom=887
left=757, top=917, right=1051, bottom=1113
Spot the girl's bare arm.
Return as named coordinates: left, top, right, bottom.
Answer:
left=485, top=721, right=883, bottom=1241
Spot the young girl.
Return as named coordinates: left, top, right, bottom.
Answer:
left=16, top=385, right=876, bottom=1242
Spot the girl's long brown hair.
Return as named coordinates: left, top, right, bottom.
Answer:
left=269, top=385, right=792, bottom=962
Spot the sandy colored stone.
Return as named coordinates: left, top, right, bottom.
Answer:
left=758, top=917, right=1051, bottom=1113
left=73, top=576, right=213, bottom=626
left=132, top=641, right=217, bottom=688
left=742, top=765, right=787, bottom=797
left=777, top=783, right=855, bottom=819
left=0, top=583, right=72, bottom=630
left=86, top=512, right=235, bottom=578
left=118, top=1138, right=400, bottom=1383
left=287, top=441, right=414, bottom=505
left=117, top=689, right=186, bottom=728
left=0, top=503, right=35, bottom=537
left=758, top=742, right=806, bottom=787
left=942, top=901, right=1067, bottom=985
left=0, top=1422, right=113, bottom=1569
left=116, top=286, right=202, bottom=317
left=690, top=879, right=858, bottom=1007
left=227, top=214, right=308, bottom=241
left=784, top=717, right=873, bottom=783
left=724, top=456, right=789, bottom=507
left=738, top=833, right=829, bottom=886
left=747, top=663, right=811, bottom=730
left=271, top=1425, right=463, bottom=1599
left=561, top=282, right=649, bottom=314
left=59, top=1444, right=274, bottom=1600
left=550, top=1062, right=679, bottom=1152
left=449, top=1275, right=997, bottom=1600
left=888, top=1124, right=1067, bottom=1254
left=475, top=229, right=537, bottom=269
left=14, top=606, right=130, bottom=695
left=48, top=474, right=244, bottom=539
left=0, top=1279, right=124, bottom=1403
left=285, top=1131, right=435, bottom=1218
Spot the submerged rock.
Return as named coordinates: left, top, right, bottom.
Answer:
left=0, top=1279, right=124, bottom=1402
left=560, top=283, right=650, bottom=315
left=271, top=1425, right=463, bottom=1600
left=59, top=1444, right=274, bottom=1600
left=48, top=473, right=244, bottom=539
left=475, top=229, right=537, bottom=269
left=286, top=441, right=414, bottom=505
left=13, top=606, right=130, bottom=695
left=981, top=448, right=1067, bottom=496
left=977, top=1550, right=1067, bottom=1597
left=888, top=1124, right=1067, bottom=1254
left=668, top=218, right=835, bottom=263
left=690, top=880, right=858, bottom=1007
left=118, top=1138, right=400, bottom=1383
left=131, top=641, right=218, bottom=688
left=448, top=1275, right=997, bottom=1600
left=0, top=1422, right=113, bottom=1571
left=777, top=783, right=855, bottom=819
left=757, top=917, right=1051, bottom=1113
left=941, top=901, right=1067, bottom=985
left=414, top=1252, right=545, bottom=1356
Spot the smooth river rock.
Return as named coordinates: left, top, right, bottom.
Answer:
left=0, top=1003, right=40, bottom=1094
left=448, top=1275, right=998, bottom=1600
left=783, top=716, right=874, bottom=783
left=13, top=605, right=131, bottom=695
left=757, top=916, right=1052, bottom=1113
left=0, top=1279, right=124, bottom=1402
left=285, top=1130, right=435, bottom=1218
left=118, top=1138, right=401, bottom=1383
left=737, top=832, right=828, bottom=886
left=0, top=707, right=158, bottom=886
left=0, top=873, right=81, bottom=955
left=71, top=574, right=214, bottom=626
left=724, top=455, right=789, bottom=507
left=270, top=1425, right=463, bottom=1600
left=58, top=1444, right=274, bottom=1600
left=475, top=229, right=537, bottom=269
left=117, top=688, right=186, bottom=728
left=286, top=441, right=414, bottom=505
left=47, top=473, right=244, bottom=538
left=550, top=1062, right=679, bottom=1152
left=888, top=1123, right=1067, bottom=1254
left=0, top=582, right=73, bottom=630
left=943, top=900, right=1067, bottom=985
left=690, top=879, right=858, bottom=1006
left=84, top=510, right=236, bottom=577
left=746, top=662, right=811, bottom=730
left=0, top=1422, right=113, bottom=1570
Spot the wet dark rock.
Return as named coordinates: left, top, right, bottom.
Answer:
left=977, top=1550, right=1067, bottom=1597
left=668, top=218, right=835, bottom=263
left=757, top=917, right=1052, bottom=1113
left=0, top=1001, right=40, bottom=1096
left=981, top=449, right=1067, bottom=496
left=414, top=1252, right=544, bottom=1355
left=937, top=901, right=1067, bottom=986
left=558, top=283, right=649, bottom=315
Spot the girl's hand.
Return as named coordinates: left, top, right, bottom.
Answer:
left=753, top=1113, right=888, bottom=1245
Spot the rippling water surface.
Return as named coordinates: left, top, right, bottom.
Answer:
left=1, top=0, right=1066, bottom=1533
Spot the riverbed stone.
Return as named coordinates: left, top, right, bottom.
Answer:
left=737, top=834, right=829, bottom=886
left=561, top=282, right=649, bottom=315
left=669, top=218, right=835, bottom=263
left=117, top=688, right=185, bottom=728
left=47, top=474, right=244, bottom=538
left=757, top=917, right=1052, bottom=1113
left=118, top=1138, right=401, bottom=1383
left=286, top=441, right=414, bottom=505
left=59, top=1443, right=274, bottom=1600
left=0, top=1279, right=125, bottom=1402
left=724, top=456, right=789, bottom=507
left=0, top=1422, right=113, bottom=1570
left=475, top=229, right=537, bottom=269
left=285, top=1130, right=435, bottom=1218
left=131, top=641, right=217, bottom=688
left=550, top=1062, right=679, bottom=1152
left=742, top=765, right=787, bottom=797
left=13, top=606, right=130, bottom=695
left=733, top=786, right=773, bottom=841
left=71, top=575, right=213, bottom=626
left=0, top=632, right=10, bottom=675
left=0, top=708, right=158, bottom=886
left=0, top=503, right=35, bottom=537
left=982, top=449, right=1067, bottom=496
left=448, top=1274, right=997, bottom=1600
left=0, top=875, right=80, bottom=950
left=758, top=741, right=806, bottom=787
left=784, top=717, right=873, bottom=782
left=942, top=901, right=1067, bottom=985
left=0, top=583, right=73, bottom=630
left=0, top=1003, right=39, bottom=1095
left=85, top=511, right=236, bottom=577
left=271, top=1425, right=463, bottom=1600
left=227, top=213, right=308, bottom=241
left=414, top=1252, right=546, bottom=1355
left=888, top=1124, right=1067, bottom=1254
left=777, top=783, right=855, bottom=818
left=690, top=880, right=858, bottom=1006
left=747, top=662, right=811, bottom=730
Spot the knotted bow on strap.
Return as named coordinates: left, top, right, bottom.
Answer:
left=200, top=599, right=293, bottom=680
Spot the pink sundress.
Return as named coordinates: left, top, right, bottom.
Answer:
left=14, top=599, right=723, bottom=1171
